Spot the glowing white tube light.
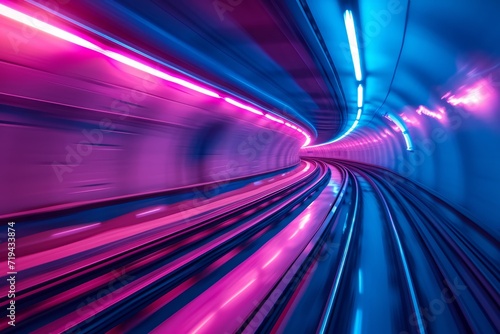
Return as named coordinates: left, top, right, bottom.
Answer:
left=344, top=10, right=362, bottom=81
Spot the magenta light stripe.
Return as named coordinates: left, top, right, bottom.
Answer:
left=0, top=4, right=102, bottom=52
left=51, top=223, right=101, bottom=238
left=262, top=251, right=282, bottom=269
left=265, top=114, right=284, bottom=124
left=220, top=279, right=256, bottom=308
left=224, top=98, right=264, bottom=115
left=135, top=206, right=165, bottom=218
left=103, top=51, right=220, bottom=98
left=0, top=3, right=313, bottom=146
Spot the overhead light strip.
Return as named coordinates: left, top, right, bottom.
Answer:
left=356, top=108, right=362, bottom=120
left=224, top=98, right=264, bottom=115
left=357, top=84, right=363, bottom=108
left=344, top=10, right=362, bottom=82
left=305, top=10, right=363, bottom=148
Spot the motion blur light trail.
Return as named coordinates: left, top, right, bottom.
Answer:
left=1, top=160, right=497, bottom=333
left=0, top=0, right=499, bottom=333
left=0, top=2, right=311, bottom=147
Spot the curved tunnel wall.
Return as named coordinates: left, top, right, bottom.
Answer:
left=300, top=0, right=500, bottom=234
left=1, top=0, right=498, bottom=235
left=0, top=24, right=301, bottom=216
left=302, top=94, right=500, bottom=233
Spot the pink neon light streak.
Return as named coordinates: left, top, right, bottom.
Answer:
left=262, top=251, right=282, bottom=268
left=416, top=106, right=443, bottom=120
left=135, top=206, right=165, bottom=218
left=220, top=279, right=256, bottom=307
left=224, top=98, right=264, bottom=115
left=51, top=223, right=101, bottom=238
left=191, top=313, right=215, bottom=334
left=265, top=114, right=285, bottom=124
left=0, top=3, right=103, bottom=52
left=0, top=3, right=313, bottom=146
left=103, top=51, right=220, bottom=98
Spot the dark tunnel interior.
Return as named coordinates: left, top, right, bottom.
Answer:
left=0, top=0, right=499, bottom=333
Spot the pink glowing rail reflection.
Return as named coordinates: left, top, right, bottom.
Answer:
left=150, top=166, right=340, bottom=333
left=0, top=3, right=312, bottom=146
left=51, top=223, right=101, bottom=238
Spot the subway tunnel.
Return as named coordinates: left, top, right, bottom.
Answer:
left=0, top=0, right=498, bottom=333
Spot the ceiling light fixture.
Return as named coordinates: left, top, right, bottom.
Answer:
left=344, top=10, right=362, bottom=82
left=357, top=84, right=363, bottom=108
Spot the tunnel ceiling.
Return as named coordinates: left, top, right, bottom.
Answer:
left=298, top=0, right=500, bottom=146
left=25, top=0, right=500, bottom=146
